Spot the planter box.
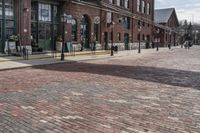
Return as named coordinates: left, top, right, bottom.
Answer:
left=56, top=42, right=63, bottom=52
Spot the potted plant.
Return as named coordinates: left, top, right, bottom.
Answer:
left=56, top=35, right=63, bottom=52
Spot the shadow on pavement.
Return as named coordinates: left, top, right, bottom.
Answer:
left=33, top=62, right=200, bottom=90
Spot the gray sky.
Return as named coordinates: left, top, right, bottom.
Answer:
left=155, top=0, right=200, bottom=23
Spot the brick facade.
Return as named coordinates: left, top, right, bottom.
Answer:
left=0, top=0, right=156, bottom=53
left=154, top=8, right=179, bottom=47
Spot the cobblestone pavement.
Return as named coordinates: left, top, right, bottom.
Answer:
left=0, top=47, right=200, bottom=133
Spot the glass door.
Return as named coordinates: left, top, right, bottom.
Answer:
left=124, top=33, right=129, bottom=50
left=38, top=23, right=52, bottom=51
left=81, top=15, right=90, bottom=49
left=31, top=2, right=59, bottom=52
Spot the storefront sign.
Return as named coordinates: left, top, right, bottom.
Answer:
left=94, top=16, right=100, bottom=24
left=67, top=15, right=72, bottom=23
left=41, top=9, right=49, bottom=17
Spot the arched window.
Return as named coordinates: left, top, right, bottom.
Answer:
left=137, top=0, right=140, bottom=12
left=117, top=0, right=120, bottom=6
left=71, top=19, right=77, bottom=41
left=147, top=3, right=150, bottom=15
left=117, top=32, right=121, bottom=42
left=125, top=0, right=129, bottom=8
left=142, top=1, right=145, bottom=13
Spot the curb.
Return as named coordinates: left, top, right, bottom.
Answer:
left=0, top=47, right=183, bottom=71
left=0, top=54, right=118, bottom=71
left=0, top=51, right=110, bottom=63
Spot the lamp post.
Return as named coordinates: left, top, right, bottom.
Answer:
left=138, top=26, right=142, bottom=53
left=156, top=29, right=160, bottom=51
left=169, top=31, right=172, bottom=50
left=109, top=21, right=115, bottom=56
left=61, top=13, right=67, bottom=61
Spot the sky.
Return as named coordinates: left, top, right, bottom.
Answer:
left=155, top=0, right=200, bottom=24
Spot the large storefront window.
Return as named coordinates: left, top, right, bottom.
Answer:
left=39, top=3, right=51, bottom=22
left=71, top=19, right=77, bottom=41
left=81, top=15, right=90, bottom=48
left=31, top=2, right=59, bottom=52
left=5, top=0, right=14, bottom=19
left=0, top=0, right=15, bottom=53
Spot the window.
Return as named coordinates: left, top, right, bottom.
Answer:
left=147, top=3, right=150, bottom=15
left=31, top=2, right=59, bottom=51
left=6, top=21, right=14, bottom=38
left=138, top=20, right=141, bottom=27
left=120, top=0, right=125, bottom=7
left=31, top=2, right=37, bottom=21
left=107, top=12, right=112, bottom=24
left=72, top=19, right=77, bottom=41
left=117, top=32, right=121, bottom=42
left=53, top=6, right=59, bottom=22
left=109, top=0, right=113, bottom=4
left=38, top=3, right=51, bottom=22
left=116, top=0, right=120, bottom=6
left=5, top=0, right=14, bottom=19
left=94, top=24, right=99, bottom=41
left=142, top=21, right=145, bottom=27
left=142, top=1, right=145, bottom=13
left=137, top=0, right=140, bottom=12
left=125, top=0, right=129, bottom=8
left=0, top=0, right=15, bottom=39
left=142, top=34, right=145, bottom=40
left=123, top=17, right=130, bottom=29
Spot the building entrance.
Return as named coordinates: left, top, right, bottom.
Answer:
left=31, top=2, right=59, bottom=52
left=124, top=33, right=129, bottom=50
left=80, top=15, right=90, bottom=49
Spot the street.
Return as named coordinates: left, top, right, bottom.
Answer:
left=0, top=47, right=200, bottom=133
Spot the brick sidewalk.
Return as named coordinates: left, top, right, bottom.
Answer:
left=0, top=46, right=182, bottom=71
left=0, top=46, right=200, bottom=133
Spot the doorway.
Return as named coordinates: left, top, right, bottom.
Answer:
left=124, top=33, right=129, bottom=50
left=31, top=2, right=59, bottom=52
left=80, top=15, right=90, bottom=49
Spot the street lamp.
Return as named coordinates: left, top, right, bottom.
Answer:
left=156, top=29, right=160, bottom=51
left=138, top=26, right=142, bottom=53
left=61, top=13, right=67, bottom=61
left=169, top=31, right=172, bottom=50
left=108, top=21, right=115, bottom=56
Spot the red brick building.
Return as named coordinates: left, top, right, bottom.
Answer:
left=154, top=8, right=179, bottom=47
left=65, top=0, right=155, bottom=51
left=0, top=0, right=155, bottom=54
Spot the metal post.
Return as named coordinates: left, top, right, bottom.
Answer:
left=61, top=15, right=65, bottom=61
left=61, top=22, right=65, bottom=61
left=111, top=26, right=114, bottom=56
left=26, top=49, right=29, bottom=60
left=138, top=32, right=141, bottom=53
left=157, top=41, right=159, bottom=51
left=156, top=36, right=159, bottom=51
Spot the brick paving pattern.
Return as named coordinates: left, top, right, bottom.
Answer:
left=0, top=47, right=200, bottom=133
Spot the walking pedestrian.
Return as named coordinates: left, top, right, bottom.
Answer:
left=168, top=44, right=171, bottom=50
